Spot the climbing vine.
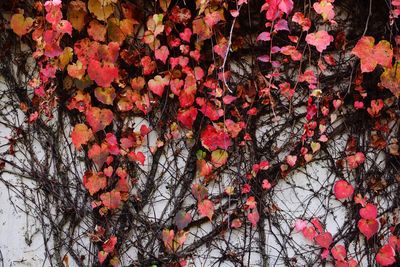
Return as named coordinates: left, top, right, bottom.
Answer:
left=1, top=0, right=400, bottom=266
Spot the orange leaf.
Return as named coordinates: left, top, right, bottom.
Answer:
left=85, top=107, right=113, bottom=132
left=83, top=171, right=107, bottom=196
left=352, top=37, right=393, bottom=73
left=100, top=190, right=121, bottom=209
left=71, top=123, right=93, bottom=150
left=10, top=14, right=34, bottom=37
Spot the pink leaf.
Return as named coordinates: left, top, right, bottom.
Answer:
left=305, top=30, right=334, bottom=53
left=334, top=180, right=354, bottom=199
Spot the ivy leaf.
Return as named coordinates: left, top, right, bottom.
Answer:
left=103, top=236, right=117, bottom=253
left=86, top=107, right=113, bottom=132
left=71, top=123, right=93, bottom=150
left=198, top=199, right=214, bottom=220
left=359, top=203, right=377, bottom=220
left=358, top=218, right=379, bottom=240
left=211, top=150, right=228, bottom=168
left=88, top=143, right=109, bottom=168
left=313, top=0, right=335, bottom=21
left=88, top=0, right=114, bottom=21
left=95, top=87, right=116, bottom=105
left=380, top=62, right=400, bottom=97
left=315, top=232, right=333, bottom=249
left=200, top=125, right=232, bottom=151
left=88, top=20, right=107, bottom=42
left=177, top=107, right=198, bottom=129
left=87, top=59, right=118, bottom=87
left=98, top=251, right=108, bottom=264
left=333, top=180, right=354, bottom=200
left=155, top=46, right=169, bottom=64
left=10, top=14, right=34, bottom=37
left=148, top=75, right=168, bottom=97
left=305, top=30, right=334, bottom=53
left=191, top=184, right=208, bottom=201
left=100, top=190, right=121, bottom=209
left=247, top=211, right=259, bottom=227
left=331, top=245, right=347, bottom=261
left=67, top=0, right=87, bottom=32
left=376, top=244, right=396, bottom=266
left=352, top=37, right=393, bottom=73
left=83, top=171, right=107, bottom=196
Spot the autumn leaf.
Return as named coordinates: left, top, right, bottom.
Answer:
left=177, top=107, right=198, bottom=129
left=67, top=0, right=87, bottom=32
left=155, top=46, right=169, bottom=64
left=87, top=20, right=106, bottom=42
left=88, top=143, right=109, bottom=168
left=380, top=62, right=400, bottom=97
left=358, top=218, right=379, bottom=240
left=313, top=0, right=335, bottom=21
left=71, top=123, right=93, bottom=150
left=100, top=190, right=121, bottom=209
left=331, top=245, right=347, bottom=261
left=211, top=149, right=228, bottom=168
left=359, top=203, right=377, bottom=220
left=248, top=211, right=259, bottom=227
left=95, top=87, right=116, bottom=105
left=88, top=0, right=114, bottom=21
left=201, top=125, right=232, bottom=151
left=376, top=244, right=396, bottom=266
left=87, top=59, right=119, bottom=87
left=305, top=30, right=334, bottom=53
left=315, top=232, right=333, bottom=249
left=10, top=14, right=34, bottom=37
left=148, top=75, right=168, bottom=97
left=198, top=199, right=214, bottom=220
left=86, top=107, right=113, bottom=132
left=333, top=180, right=354, bottom=200
left=352, top=37, right=393, bottom=72
left=83, top=171, right=107, bottom=195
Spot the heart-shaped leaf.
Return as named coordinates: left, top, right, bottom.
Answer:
left=358, top=218, right=379, bottom=240
left=86, top=107, right=113, bottom=132
left=334, top=180, right=354, bottom=199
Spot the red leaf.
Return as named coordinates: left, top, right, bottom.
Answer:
left=376, top=244, right=396, bottom=266
left=103, top=236, right=117, bottom=253
left=71, top=123, right=93, bottom=150
left=334, top=180, right=354, bottom=199
left=98, top=251, right=108, bottom=264
left=358, top=218, right=379, bottom=240
left=191, top=183, right=208, bottom=201
left=352, top=37, right=393, bottom=73
left=148, top=75, right=168, bottom=97
left=198, top=199, right=214, bottom=220
left=200, top=125, right=232, bottom=151
left=177, top=107, right=198, bottom=128
left=359, top=203, right=378, bottom=219
left=88, top=143, right=109, bottom=168
left=86, top=107, right=113, bottom=133
left=331, top=244, right=347, bottom=261
left=87, top=59, right=118, bottom=87
left=302, top=226, right=317, bottom=240
left=155, top=45, right=169, bottom=64
left=315, top=232, right=333, bottom=249
left=83, top=171, right=107, bottom=196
